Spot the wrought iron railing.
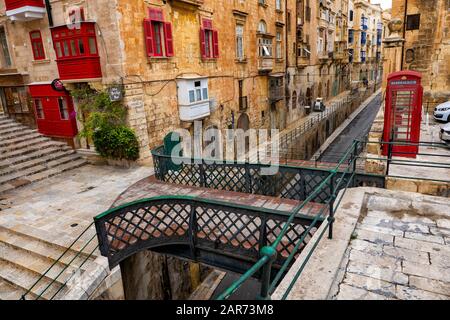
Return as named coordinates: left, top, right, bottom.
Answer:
left=21, top=223, right=98, bottom=300
left=215, top=141, right=361, bottom=299
left=94, top=196, right=323, bottom=276
left=151, top=140, right=386, bottom=299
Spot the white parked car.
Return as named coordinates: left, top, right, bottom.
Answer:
left=434, top=101, right=450, bottom=122
left=440, top=122, right=450, bottom=143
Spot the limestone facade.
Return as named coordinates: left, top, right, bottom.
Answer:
left=0, top=0, right=390, bottom=158
left=390, top=0, right=450, bottom=108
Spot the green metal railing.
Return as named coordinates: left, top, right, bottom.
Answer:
left=216, top=140, right=360, bottom=300
left=21, top=223, right=99, bottom=300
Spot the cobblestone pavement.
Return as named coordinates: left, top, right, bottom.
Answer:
left=334, top=192, right=450, bottom=300
left=0, top=165, right=154, bottom=247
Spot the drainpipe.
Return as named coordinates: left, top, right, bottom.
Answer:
left=400, top=0, right=407, bottom=70
left=45, top=0, right=54, bottom=27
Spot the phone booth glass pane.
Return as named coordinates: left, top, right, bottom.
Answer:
left=391, top=90, right=414, bottom=141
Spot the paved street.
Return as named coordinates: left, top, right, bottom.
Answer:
left=318, top=92, right=383, bottom=163
left=0, top=165, right=154, bottom=247
left=334, top=191, right=450, bottom=300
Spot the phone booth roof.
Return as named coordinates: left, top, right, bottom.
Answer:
left=387, top=70, right=422, bottom=82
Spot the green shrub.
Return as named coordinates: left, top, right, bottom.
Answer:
left=71, top=85, right=140, bottom=161
left=93, top=125, right=140, bottom=161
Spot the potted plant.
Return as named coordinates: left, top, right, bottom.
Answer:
left=72, top=85, right=140, bottom=167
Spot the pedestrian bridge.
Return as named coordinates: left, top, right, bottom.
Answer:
left=94, top=195, right=323, bottom=279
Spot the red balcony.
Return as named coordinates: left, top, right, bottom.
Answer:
left=51, top=22, right=102, bottom=81
left=5, top=0, right=46, bottom=21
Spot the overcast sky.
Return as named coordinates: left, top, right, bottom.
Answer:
left=370, top=0, right=392, bottom=9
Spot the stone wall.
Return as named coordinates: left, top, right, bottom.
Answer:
left=119, top=250, right=208, bottom=300
left=391, top=0, right=450, bottom=105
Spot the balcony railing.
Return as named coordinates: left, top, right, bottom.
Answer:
left=297, top=56, right=310, bottom=67
left=5, top=0, right=46, bottom=21
left=258, top=57, right=274, bottom=72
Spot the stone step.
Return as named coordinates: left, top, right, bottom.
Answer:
left=0, top=154, right=84, bottom=186
left=25, top=158, right=88, bottom=186
left=0, top=258, right=66, bottom=300
left=0, top=277, right=37, bottom=300
left=0, top=226, right=96, bottom=268
left=0, top=136, right=50, bottom=154
left=0, top=145, right=72, bottom=169
left=0, top=128, right=39, bottom=142
left=0, top=241, right=77, bottom=287
left=0, top=150, right=76, bottom=177
left=0, top=122, right=20, bottom=131
left=0, top=125, right=32, bottom=136
left=0, top=141, right=69, bottom=161
left=0, top=120, right=14, bottom=127
left=0, top=131, right=43, bottom=148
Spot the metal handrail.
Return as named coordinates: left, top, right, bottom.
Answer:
left=21, top=222, right=97, bottom=300
left=216, top=140, right=360, bottom=300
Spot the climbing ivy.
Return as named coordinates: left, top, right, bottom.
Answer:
left=71, top=85, right=140, bottom=161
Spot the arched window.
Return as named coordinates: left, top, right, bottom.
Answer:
left=258, top=20, right=267, bottom=34
left=292, top=91, right=297, bottom=109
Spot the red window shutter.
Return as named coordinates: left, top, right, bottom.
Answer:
left=164, top=22, right=174, bottom=57
left=200, top=28, right=206, bottom=58
left=212, top=30, right=219, bottom=58
left=143, top=19, right=154, bottom=57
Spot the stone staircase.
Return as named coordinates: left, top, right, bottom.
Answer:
left=0, top=225, right=97, bottom=300
left=0, top=114, right=87, bottom=194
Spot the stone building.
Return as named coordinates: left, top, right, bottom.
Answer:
left=348, top=0, right=383, bottom=90
left=389, top=0, right=450, bottom=108
left=0, top=0, right=299, bottom=158
left=294, top=0, right=351, bottom=121
left=0, top=0, right=390, bottom=160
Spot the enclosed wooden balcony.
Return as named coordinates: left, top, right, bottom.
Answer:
left=5, top=0, right=46, bottom=21
left=51, top=22, right=102, bottom=81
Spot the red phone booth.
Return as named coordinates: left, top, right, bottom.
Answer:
left=382, top=71, right=423, bottom=158
left=28, top=84, right=78, bottom=139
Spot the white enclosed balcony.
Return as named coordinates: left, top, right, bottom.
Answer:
left=177, top=75, right=211, bottom=122
left=5, top=0, right=46, bottom=21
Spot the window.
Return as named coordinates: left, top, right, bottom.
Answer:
left=361, top=50, right=366, bottom=62
left=0, top=26, right=12, bottom=68
left=349, top=10, right=353, bottom=22
left=276, top=0, right=282, bottom=11
left=51, top=23, right=99, bottom=60
left=188, top=80, right=209, bottom=103
left=361, top=31, right=367, bottom=45
left=58, top=97, right=69, bottom=120
left=276, top=31, right=282, bottom=59
left=406, top=14, right=420, bottom=30
left=258, top=20, right=267, bottom=34
left=305, top=1, right=311, bottom=22
left=34, top=99, right=44, bottom=119
left=292, top=91, right=297, bottom=109
left=236, top=24, right=244, bottom=60
left=348, top=29, right=354, bottom=44
left=29, top=31, right=45, bottom=60
left=144, top=8, right=174, bottom=57
left=258, top=38, right=272, bottom=57
left=200, top=19, right=219, bottom=59
left=348, top=48, right=354, bottom=63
